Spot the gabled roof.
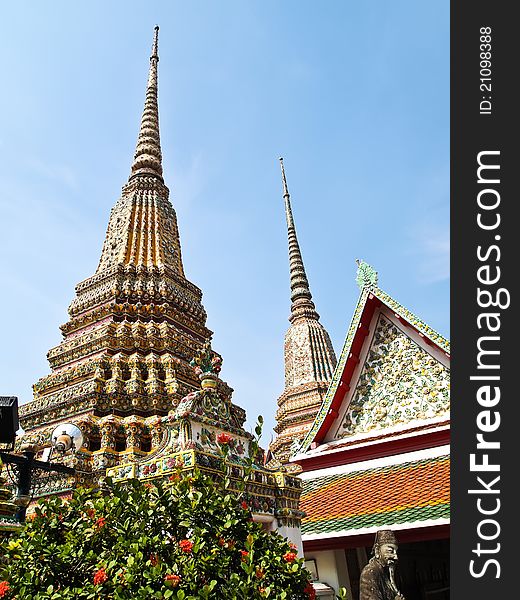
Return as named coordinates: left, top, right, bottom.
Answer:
left=297, top=262, right=450, bottom=454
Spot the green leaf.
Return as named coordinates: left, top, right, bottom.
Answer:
left=0, top=471, right=310, bottom=599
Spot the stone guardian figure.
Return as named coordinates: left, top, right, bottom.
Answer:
left=359, top=530, right=405, bottom=600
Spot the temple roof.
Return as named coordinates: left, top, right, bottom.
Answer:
left=300, top=450, right=449, bottom=539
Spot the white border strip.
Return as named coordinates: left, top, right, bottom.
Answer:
left=299, top=444, right=450, bottom=480
left=293, top=421, right=450, bottom=463
left=321, top=418, right=449, bottom=452
left=302, top=517, right=450, bottom=541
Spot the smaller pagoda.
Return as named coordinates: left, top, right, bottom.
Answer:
left=269, top=159, right=337, bottom=466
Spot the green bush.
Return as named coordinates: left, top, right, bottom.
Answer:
left=0, top=471, right=316, bottom=599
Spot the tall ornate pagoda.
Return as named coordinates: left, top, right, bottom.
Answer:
left=19, top=27, right=214, bottom=474
left=14, top=28, right=304, bottom=548
left=268, top=159, right=337, bottom=465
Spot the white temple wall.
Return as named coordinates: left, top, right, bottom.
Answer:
left=303, top=549, right=350, bottom=594
left=275, top=523, right=304, bottom=556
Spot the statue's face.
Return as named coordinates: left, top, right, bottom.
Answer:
left=376, top=543, right=398, bottom=566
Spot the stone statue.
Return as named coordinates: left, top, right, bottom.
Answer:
left=359, top=530, right=405, bottom=600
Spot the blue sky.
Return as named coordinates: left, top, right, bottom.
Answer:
left=0, top=1, right=449, bottom=444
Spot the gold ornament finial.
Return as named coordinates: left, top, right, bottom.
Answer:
left=355, top=259, right=379, bottom=290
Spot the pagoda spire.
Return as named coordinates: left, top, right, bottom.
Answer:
left=279, top=157, right=318, bottom=322
left=130, top=25, right=163, bottom=181
left=94, top=26, right=187, bottom=275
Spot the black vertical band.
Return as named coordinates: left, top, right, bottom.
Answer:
left=451, top=2, right=516, bottom=595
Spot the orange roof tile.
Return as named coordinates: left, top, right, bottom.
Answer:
left=301, top=455, right=449, bottom=536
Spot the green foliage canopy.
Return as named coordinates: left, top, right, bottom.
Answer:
left=0, top=471, right=316, bottom=599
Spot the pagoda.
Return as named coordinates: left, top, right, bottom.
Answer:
left=268, top=159, right=337, bottom=465
left=18, top=27, right=229, bottom=478
left=14, top=29, right=304, bottom=550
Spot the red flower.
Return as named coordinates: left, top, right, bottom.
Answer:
left=0, top=581, right=10, bottom=598
left=255, top=568, right=264, bottom=579
left=95, top=516, right=106, bottom=528
left=218, top=537, right=226, bottom=547
left=179, top=539, right=193, bottom=553
left=283, top=551, right=297, bottom=562
left=164, top=574, right=181, bottom=587
left=304, top=582, right=316, bottom=600
left=149, top=553, right=159, bottom=566
left=241, top=501, right=248, bottom=510
left=240, top=550, right=249, bottom=561
left=144, top=483, right=153, bottom=489
left=216, top=432, right=232, bottom=445
left=169, top=473, right=180, bottom=482
left=93, top=568, right=108, bottom=585
left=86, top=508, right=96, bottom=519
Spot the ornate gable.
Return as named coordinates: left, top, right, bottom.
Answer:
left=334, top=314, right=450, bottom=439
left=297, top=261, right=450, bottom=455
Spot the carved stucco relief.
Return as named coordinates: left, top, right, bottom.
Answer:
left=336, top=314, right=450, bottom=437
